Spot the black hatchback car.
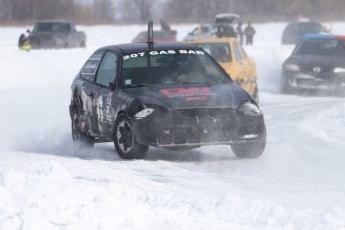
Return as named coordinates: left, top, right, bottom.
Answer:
left=281, top=34, right=345, bottom=95
left=281, top=21, right=327, bottom=45
left=69, top=40, right=266, bottom=159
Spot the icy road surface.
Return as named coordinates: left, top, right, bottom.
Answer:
left=0, top=23, right=345, bottom=229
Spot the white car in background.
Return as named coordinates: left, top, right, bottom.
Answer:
left=184, top=13, right=239, bottom=41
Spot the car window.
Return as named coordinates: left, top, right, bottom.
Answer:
left=194, top=43, right=232, bottom=62
left=294, top=39, right=345, bottom=56
left=96, top=52, right=117, bottom=87
left=237, top=43, right=247, bottom=59
left=121, top=50, right=230, bottom=87
left=81, top=51, right=104, bottom=82
left=33, top=22, right=69, bottom=33
left=232, top=42, right=242, bottom=60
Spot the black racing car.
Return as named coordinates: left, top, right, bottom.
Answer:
left=69, top=27, right=266, bottom=159
left=281, top=34, right=345, bottom=95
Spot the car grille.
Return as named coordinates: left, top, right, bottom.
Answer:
left=157, top=108, right=236, bottom=146
left=302, top=64, right=332, bottom=73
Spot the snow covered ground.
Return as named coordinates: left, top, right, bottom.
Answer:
left=0, top=22, right=345, bottom=229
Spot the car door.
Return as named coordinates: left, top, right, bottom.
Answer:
left=79, top=51, right=103, bottom=135
left=93, top=51, right=117, bottom=137
left=231, top=41, right=245, bottom=84
left=237, top=42, right=257, bottom=95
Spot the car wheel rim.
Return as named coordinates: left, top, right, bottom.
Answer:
left=116, top=120, right=134, bottom=153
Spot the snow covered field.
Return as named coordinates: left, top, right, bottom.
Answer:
left=0, top=23, right=345, bottom=229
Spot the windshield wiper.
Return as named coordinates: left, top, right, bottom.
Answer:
left=124, top=84, right=149, bottom=88
left=181, top=81, right=212, bottom=84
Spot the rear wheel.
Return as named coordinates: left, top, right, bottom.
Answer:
left=113, top=114, right=148, bottom=159
left=230, top=128, right=266, bottom=159
left=281, top=80, right=292, bottom=94
left=80, top=41, right=86, bottom=48
left=71, top=108, right=94, bottom=148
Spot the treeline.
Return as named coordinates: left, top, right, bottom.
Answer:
left=0, top=0, right=115, bottom=24
left=1, top=0, right=345, bottom=24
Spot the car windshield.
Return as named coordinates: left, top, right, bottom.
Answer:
left=193, top=43, right=232, bottom=62
left=297, top=22, right=323, bottom=34
left=33, top=22, right=69, bottom=33
left=121, top=49, right=230, bottom=88
left=294, top=39, right=345, bottom=56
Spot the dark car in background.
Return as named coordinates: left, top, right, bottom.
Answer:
left=281, top=34, right=345, bottom=95
left=28, top=20, right=86, bottom=49
left=281, top=21, right=328, bottom=45
left=69, top=41, right=266, bottom=159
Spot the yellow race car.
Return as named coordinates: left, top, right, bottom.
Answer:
left=191, top=38, right=259, bottom=102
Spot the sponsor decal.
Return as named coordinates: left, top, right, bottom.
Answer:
left=82, top=60, right=100, bottom=75
left=186, top=96, right=209, bottom=101
left=89, top=53, right=103, bottom=61
left=123, top=50, right=205, bottom=60
left=160, top=87, right=213, bottom=97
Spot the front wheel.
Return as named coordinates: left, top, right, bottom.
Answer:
left=113, top=114, right=148, bottom=159
left=230, top=129, right=266, bottom=159
left=71, top=108, right=94, bottom=148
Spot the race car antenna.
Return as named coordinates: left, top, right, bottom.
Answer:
left=147, top=21, right=154, bottom=49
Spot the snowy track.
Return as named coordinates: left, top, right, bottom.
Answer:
left=0, top=24, right=345, bottom=229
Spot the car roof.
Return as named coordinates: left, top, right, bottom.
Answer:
left=35, top=20, right=72, bottom=24
left=214, top=13, right=239, bottom=24
left=100, top=42, right=200, bottom=54
left=290, top=21, right=322, bottom=25
left=303, top=34, right=345, bottom=40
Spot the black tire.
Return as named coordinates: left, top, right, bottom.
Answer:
left=80, top=41, right=86, bottom=48
left=230, top=128, right=266, bottom=159
left=71, top=108, right=94, bottom=148
left=280, top=79, right=292, bottom=95
left=113, top=114, right=148, bottom=159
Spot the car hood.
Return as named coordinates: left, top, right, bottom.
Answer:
left=285, top=55, right=345, bottom=68
left=122, top=82, right=252, bottom=111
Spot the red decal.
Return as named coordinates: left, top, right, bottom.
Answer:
left=161, top=87, right=210, bottom=97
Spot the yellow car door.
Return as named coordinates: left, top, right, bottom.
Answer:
left=237, top=43, right=258, bottom=100
left=230, top=41, right=247, bottom=89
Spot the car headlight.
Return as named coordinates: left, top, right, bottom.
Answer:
left=238, top=102, right=262, bottom=115
left=334, top=67, right=345, bottom=73
left=284, top=64, right=300, bottom=72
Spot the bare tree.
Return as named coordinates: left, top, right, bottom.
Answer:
left=119, top=0, right=153, bottom=23
left=0, top=0, right=12, bottom=20
left=94, top=0, right=114, bottom=23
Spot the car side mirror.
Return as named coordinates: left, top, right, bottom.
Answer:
left=109, top=81, right=116, bottom=91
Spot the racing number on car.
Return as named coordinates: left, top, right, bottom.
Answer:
left=122, top=50, right=205, bottom=60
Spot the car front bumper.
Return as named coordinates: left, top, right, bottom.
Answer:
left=282, top=71, right=345, bottom=91
left=132, top=108, right=266, bottom=147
